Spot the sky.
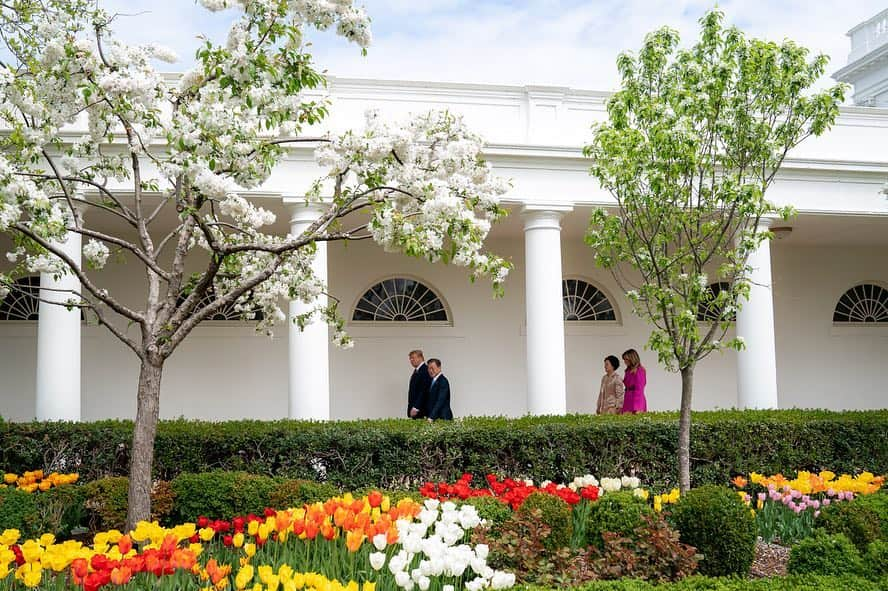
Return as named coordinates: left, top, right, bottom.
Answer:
left=102, top=0, right=886, bottom=92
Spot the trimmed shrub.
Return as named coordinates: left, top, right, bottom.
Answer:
left=459, top=496, right=512, bottom=528
left=171, top=471, right=278, bottom=521
left=670, top=485, right=756, bottom=577
left=0, top=487, right=38, bottom=534
left=583, top=490, right=655, bottom=549
left=852, top=491, right=888, bottom=540
left=816, top=499, right=881, bottom=553
left=862, top=538, right=888, bottom=579
left=787, top=531, right=862, bottom=576
left=269, top=479, right=338, bottom=509
left=516, top=492, right=573, bottom=550
left=0, top=410, right=884, bottom=491
left=83, top=476, right=129, bottom=531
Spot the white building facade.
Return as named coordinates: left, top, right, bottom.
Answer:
left=1, top=77, right=887, bottom=422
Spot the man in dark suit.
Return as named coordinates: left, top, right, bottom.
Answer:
left=407, top=349, right=432, bottom=419
left=425, top=358, right=453, bottom=421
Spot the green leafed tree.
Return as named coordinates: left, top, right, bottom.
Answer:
left=583, top=11, right=845, bottom=491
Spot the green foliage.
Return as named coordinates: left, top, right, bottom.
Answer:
left=584, top=9, right=845, bottom=371
left=516, top=492, right=573, bottom=551
left=0, top=487, right=38, bottom=535
left=670, top=485, right=756, bottom=576
left=0, top=411, right=884, bottom=492
left=816, top=499, right=882, bottom=553
left=459, top=496, right=512, bottom=528
left=852, top=491, right=888, bottom=540
left=787, top=531, right=863, bottom=576
left=862, top=539, right=888, bottom=579
left=522, top=574, right=884, bottom=590
left=582, top=490, right=655, bottom=549
left=83, top=477, right=129, bottom=532
left=171, top=471, right=278, bottom=521
left=269, top=479, right=339, bottom=509
left=33, top=485, right=86, bottom=537
left=588, top=514, right=699, bottom=582
left=477, top=507, right=577, bottom=586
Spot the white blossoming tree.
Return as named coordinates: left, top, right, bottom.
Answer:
left=584, top=11, right=845, bottom=491
left=0, top=0, right=509, bottom=527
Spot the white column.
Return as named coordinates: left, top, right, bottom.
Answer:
left=736, top=221, right=779, bottom=409
left=36, top=231, right=82, bottom=421
left=523, top=205, right=572, bottom=415
left=286, top=201, right=330, bottom=420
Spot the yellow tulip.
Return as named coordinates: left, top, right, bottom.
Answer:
left=199, top=527, right=215, bottom=542
left=233, top=532, right=245, bottom=548
left=235, top=565, right=254, bottom=590
left=244, top=543, right=256, bottom=558
left=0, top=530, right=21, bottom=546
left=2, top=474, right=17, bottom=485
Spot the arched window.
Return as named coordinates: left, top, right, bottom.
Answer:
left=833, top=283, right=888, bottom=323
left=697, top=282, right=736, bottom=322
left=0, top=276, right=40, bottom=320
left=562, top=278, right=617, bottom=322
left=352, top=277, right=449, bottom=322
left=177, top=286, right=264, bottom=321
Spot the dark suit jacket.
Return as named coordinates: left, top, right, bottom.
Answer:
left=426, top=374, right=453, bottom=420
left=407, top=363, right=432, bottom=418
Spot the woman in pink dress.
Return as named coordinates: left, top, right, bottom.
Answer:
left=621, top=348, right=647, bottom=413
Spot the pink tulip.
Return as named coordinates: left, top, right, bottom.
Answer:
left=827, top=488, right=836, bottom=497
left=823, top=499, right=831, bottom=506
left=811, top=500, right=820, bottom=510
left=814, top=510, right=821, bottom=518
left=757, top=492, right=766, bottom=502
left=792, top=504, right=803, bottom=514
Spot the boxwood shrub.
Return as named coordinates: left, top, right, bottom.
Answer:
left=0, top=410, right=885, bottom=492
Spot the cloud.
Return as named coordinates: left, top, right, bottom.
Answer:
left=98, top=0, right=885, bottom=92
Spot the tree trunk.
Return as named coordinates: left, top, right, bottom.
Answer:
left=126, top=360, right=163, bottom=531
left=678, top=365, right=694, bottom=493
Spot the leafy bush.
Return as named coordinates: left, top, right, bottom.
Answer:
left=171, top=471, right=278, bottom=521
left=83, top=476, right=129, bottom=531
left=788, top=531, right=862, bottom=576
left=862, top=538, right=888, bottom=579
left=816, top=499, right=881, bottom=553
left=33, top=485, right=86, bottom=536
left=1, top=410, right=884, bottom=491
left=0, top=487, right=38, bottom=534
left=269, top=479, right=338, bottom=509
left=460, top=496, right=512, bottom=529
left=582, top=490, right=655, bottom=549
left=587, top=514, right=699, bottom=583
left=670, top=485, right=756, bottom=577
left=516, top=492, right=573, bottom=550
left=477, top=507, right=578, bottom=585
left=851, top=491, right=888, bottom=540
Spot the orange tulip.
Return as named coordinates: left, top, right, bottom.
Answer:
left=368, top=491, right=383, bottom=508
left=118, top=535, right=133, bottom=555
left=731, top=476, right=747, bottom=489
left=345, top=530, right=364, bottom=553
left=320, top=521, right=336, bottom=541
left=110, top=566, right=133, bottom=585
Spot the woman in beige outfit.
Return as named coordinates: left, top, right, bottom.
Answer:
left=596, top=355, right=625, bottom=414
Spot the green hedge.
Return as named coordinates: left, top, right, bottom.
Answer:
left=521, top=574, right=885, bottom=590
left=1, top=410, right=885, bottom=491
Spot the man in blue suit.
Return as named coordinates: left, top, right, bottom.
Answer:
left=407, top=349, right=432, bottom=419
left=425, top=358, right=453, bottom=421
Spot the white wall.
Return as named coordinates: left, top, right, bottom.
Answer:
left=772, top=244, right=888, bottom=409
left=2, top=228, right=887, bottom=421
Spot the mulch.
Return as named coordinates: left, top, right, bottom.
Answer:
left=749, top=539, right=790, bottom=578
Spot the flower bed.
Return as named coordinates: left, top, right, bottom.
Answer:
left=732, top=471, right=885, bottom=544
left=0, top=493, right=514, bottom=591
